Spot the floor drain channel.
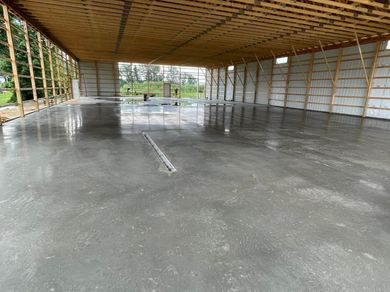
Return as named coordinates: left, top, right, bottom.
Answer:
left=142, top=132, right=177, bottom=173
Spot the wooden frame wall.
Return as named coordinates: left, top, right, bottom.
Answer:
left=0, top=3, right=78, bottom=124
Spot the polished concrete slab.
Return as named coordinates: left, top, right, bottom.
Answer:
left=1, top=98, right=390, bottom=291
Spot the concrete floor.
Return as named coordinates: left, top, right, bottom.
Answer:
left=1, top=97, right=390, bottom=291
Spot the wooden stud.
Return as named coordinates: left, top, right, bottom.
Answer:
left=3, top=4, right=24, bottom=117
left=23, top=21, right=39, bottom=111
left=304, top=52, right=315, bottom=110
left=329, top=48, right=343, bottom=113
left=363, top=41, right=381, bottom=117
left=37, top=32, right=49, bottom=107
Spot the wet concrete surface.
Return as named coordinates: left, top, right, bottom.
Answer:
left=1, top=98, right=390, bottom=291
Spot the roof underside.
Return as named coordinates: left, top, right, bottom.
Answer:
left=7, top=0, right=390, bottom=67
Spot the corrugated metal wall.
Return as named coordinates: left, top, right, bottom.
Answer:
left=207, top=40, right=390, bottom=120
left=79, top=61, right=119, bottom=97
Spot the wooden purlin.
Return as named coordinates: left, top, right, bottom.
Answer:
left=7, top=0, right=390, bottom=66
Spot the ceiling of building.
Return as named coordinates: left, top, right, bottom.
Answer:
left=6, top=0, right=390, bottom=67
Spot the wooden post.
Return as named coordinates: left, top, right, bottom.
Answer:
left=284, top=57, right=292, bottom=108
left=37, top=32, right=49, bottom=107
left=23, top=21, right=39, bottom=111
left=210, top=69, right=213, bottom=100
left=304, top=52, right=315, bottom=111
left=66, top=55, right=73, bottom=100
left=112, top=62, right=118, bottom=96
left=253, top=61, right=260, bottom=104
left=233, top=65, right=237, bottom=101
left=178, top=66, right=181, bottom=98
left=268, top=60, right=274, bottom=106
left=48, top=42, right=56, bottom=104
left=224, top=66, right=228, bottom=101
left=363, top=41, right=381, bottom=117
left=216, top=67, right=220, bottom=100
left=147, top=64, right=151, bottom=96
left=3, top=4, right=24, bottom=117
left=242, top=61, right=247, bottom=103
left=94, top=61, right=100, bottom=96
left=55, top=48, right=63, bottom=103
left=329, top=48, right=343, bottom=113
left=197, top=67, right=200, bottom=99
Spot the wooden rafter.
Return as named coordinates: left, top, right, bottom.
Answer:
left=5, top=0, right=390, bottom=66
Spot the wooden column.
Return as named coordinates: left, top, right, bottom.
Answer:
left=178, top=66, right=181, bottom=98
left=253, top=61, right=260, bottom=104
left=304, top=52, right=315, bottom=111
left=37, top=32, right=49, bottom=107
left=112, top=62, right=118, bottom=96
left=232, top=66, right=237, bottom=101
left=23, top=21, right=39, bottom=111
left=55, top=48, right=63, bottom=103
left=66, top=56, right=73, bottom=100
left=283, top=57, right=292, bottom=108
left=210, top=69, right=213, bottom=100
left=48, top=42, right=56, bottom=104
left=329, top=48, right=343, bottom=113
left=363, top=41, right=381, bottom=117
left=94, top=61, right=100, bottom=96
left=224, top=66, right=228, bottom=101
left=216, top=68, right=220, bottom=100
left=268, top=60, right=274, bottom=106
left=3, top=4, right=24, bottom=117
left=242, top=61, right=247, bottom=103
left=197, top=67, right=200, bottom=99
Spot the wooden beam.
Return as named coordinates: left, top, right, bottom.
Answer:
left=37, top=32, right=49, bottom=107
left=363, top=41, right=381, bottom=117
left=23, top=21, right=39, bottom=111
left=3, top=3, right=24, bottom=117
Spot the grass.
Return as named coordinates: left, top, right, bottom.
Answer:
left=0, top=92, right=13, bottom=106
left=120, top=81, right=205, bottom=98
